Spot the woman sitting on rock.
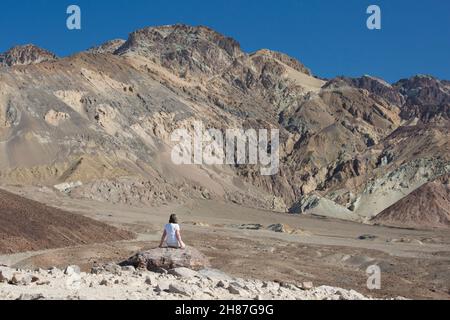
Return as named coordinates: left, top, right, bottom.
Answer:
left=159, top=214, right=186, bottom=249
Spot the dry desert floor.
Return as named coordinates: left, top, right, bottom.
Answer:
left=1, top=186, right=449, bottom=300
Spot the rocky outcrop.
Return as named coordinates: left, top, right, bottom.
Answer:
left=122, top=247, right=211, bottom=271
left=0, top=264, right=380, bottom=300
left=0, top=44, right=57, bottom=67
left=290, top=194, right=361, bottom=222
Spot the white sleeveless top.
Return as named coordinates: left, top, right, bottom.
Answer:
left=165, top=223, right=180, bottom=247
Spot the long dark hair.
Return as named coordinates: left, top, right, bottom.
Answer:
left=169, top=214, right=178, bottom=224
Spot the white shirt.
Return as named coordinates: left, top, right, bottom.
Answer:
left=165, top=223, right=180, bottom=247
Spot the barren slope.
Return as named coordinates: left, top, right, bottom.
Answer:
left=373, top=174, right=450, bottom=229
left=0, top=189, right=134, bottom=254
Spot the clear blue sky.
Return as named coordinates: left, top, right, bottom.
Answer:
left=0, top=0, right=449, bottom=83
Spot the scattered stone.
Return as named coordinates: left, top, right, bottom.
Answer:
left=234, top=224, right=263, bottom=230
left=44, top=109, right=70, bottom=126
left=279, top=281, right=298, bottom=290
left=228, top=284, right=244, bottom=295
left=0, top=261, right=379, bottom=300
left=198, top=268, right=232, bottom=281
left=186, top=221, right=210, bottom=227
left=90, top=266, right=105, bottom=274
left=0, top=271, right=8, bottom=283
left=34, top=268, right=46, bottom=274
left=302, top=282, right=314, bottom=290
left=121, top=266, right=135, bottom=272
left=168, top=267, right=199, bottom=279
left=104, top=263, right=122, bottom=275
left=358, top=234, right=377, bottom=241
left=168, top=283, right=191, bottom=296
left=16, top=293, right=45, bottom=301
left=0, top=267, right=15, bottom=282
left=9, top=273, right=33, bottom=286
left=48, top=267, right=61, bottom=275
left=262, top=281, right=280, bottom=291
left=152, top=267, right=169, bottom=274
left=155, top=280, right=171, bottom=292
left=64, top=265, right=81, bottom=276
left=267, top=223, right=294, bottom=233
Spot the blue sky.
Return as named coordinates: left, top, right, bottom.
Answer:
left=0, top=0, right=449, bottom=82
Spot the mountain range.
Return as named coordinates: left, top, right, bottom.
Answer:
left=0, top=24, right=449, bottom=229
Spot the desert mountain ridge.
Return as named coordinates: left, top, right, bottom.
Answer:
left=0, top=44, right=58, bottom=67
left=0, top=24, right=449, bottom=229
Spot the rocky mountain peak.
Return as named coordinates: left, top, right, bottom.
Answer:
left=88, top=39, right=126, bottom=54
left=115, top=24, right=243, bottom=77
left=395, top=75, right=450, bottom=121
left=117, top=24, right=241, bottom=55
left=0, top=44, right=57, bottom=67
left=395, top=75, right=446, bottom=94
left=251, top=49, right=312, bottom=76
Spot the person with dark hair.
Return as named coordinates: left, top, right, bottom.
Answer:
left=159, top=214, right=186, bottom=249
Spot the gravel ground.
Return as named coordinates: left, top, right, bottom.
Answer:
left=0, top=264, right=383, bottom=300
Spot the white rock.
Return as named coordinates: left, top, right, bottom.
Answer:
left=168, top=267, right=199, bottom=279
left=104, top=263, right=122, bottom=275
left=154, top=280, right=172, bottom=292
left=145, top=276, right=153, bottom=285
left=168, top=283, right=191, bottom=296
left=198, top=268, right=232, bottom=281
left=10, top=273, right=33, bottom=286
left=228, top=284, right=245, bottom=295
left=302, top=281, right=314, bottom=290
left=64, top=265, right=80, bottom=276
left=121, top=266, right=136, bottom=272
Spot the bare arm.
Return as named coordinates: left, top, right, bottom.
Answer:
left=175, top=229, right=186, bottom=249
left=159, top=229, right=167, bottom=248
